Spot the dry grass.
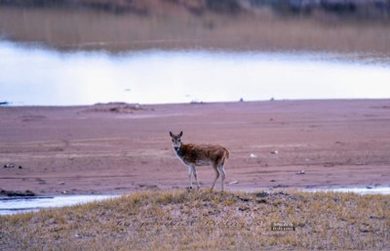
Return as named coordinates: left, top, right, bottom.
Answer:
left=0, top=4, right=390, bottom=55
left=0, top=190, right=389, bottom=250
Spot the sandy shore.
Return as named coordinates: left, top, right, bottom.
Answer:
left=0, top=100, right=389, bottom=195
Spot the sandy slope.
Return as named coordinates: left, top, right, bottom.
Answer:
left=0, top=100, right=389, bottom=195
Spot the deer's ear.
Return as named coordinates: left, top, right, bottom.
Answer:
left=179, top=131, right=183, bottom=137
left=169, top=131, right=174, bottom=137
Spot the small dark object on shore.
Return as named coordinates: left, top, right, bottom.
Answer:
left=256, top=191, right=269, bottom=198
left=3, top=163, right=16, bottom=168
left=18, top=165, right=23, bottom=169
left=0, top=189, right=36, bottom=197
left=0, top=101, right=9, bottom=106
left=273, top=184, right=288, bottom=188
left=276, top=191, right=289, bottom=196
left=237, top=196, right=251, bottom=202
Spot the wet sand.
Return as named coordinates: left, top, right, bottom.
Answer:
left=0, top=100, right=389, bottom=195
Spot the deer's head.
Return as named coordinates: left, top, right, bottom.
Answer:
left=169, top=131, right=183, bottom=150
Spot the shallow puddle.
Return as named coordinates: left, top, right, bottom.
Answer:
left=0, top=195, right=118, bottom=215
left=304, top=186, right=390, bottom=195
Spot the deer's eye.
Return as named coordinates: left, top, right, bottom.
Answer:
left=171, top=139, right=174, bottom=142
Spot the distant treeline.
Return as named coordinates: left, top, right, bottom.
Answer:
left=256, top=0, right=390, bottom=19
left=1, top=0, right=389, bottom=19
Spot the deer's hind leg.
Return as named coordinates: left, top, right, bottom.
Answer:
left=210, top=163, right=220, bottom=191
left=191, top=165, right=200, bottom=190
left=217, top=165, right=226, bottom=192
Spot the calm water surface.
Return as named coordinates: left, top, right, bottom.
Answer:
left=0, top=195, right=118, bottom=215
left=1, top=41, right=390, bottom=106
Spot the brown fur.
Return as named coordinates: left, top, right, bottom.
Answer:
left=179, top=144, right=229, bottom=167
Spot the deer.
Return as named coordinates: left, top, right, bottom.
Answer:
left=169, top=131, right=229, bottom=191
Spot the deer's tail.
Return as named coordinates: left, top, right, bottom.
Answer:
left=224, top=147, right=230, bottom=160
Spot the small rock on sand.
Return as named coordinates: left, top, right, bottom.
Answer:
left=3, top=163, right=16, bottom=168
left=256, top=191, right=269, bottom=198
left=229, top=180, right=239, bottom=185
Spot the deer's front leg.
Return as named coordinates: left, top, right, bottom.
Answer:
left=187, top=166, right=193, bottom=189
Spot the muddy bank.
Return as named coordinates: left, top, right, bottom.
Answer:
left=0, top=100, right=389, bottom=196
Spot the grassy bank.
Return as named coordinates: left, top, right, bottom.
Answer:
left=0, top=190, right=389, bottom=250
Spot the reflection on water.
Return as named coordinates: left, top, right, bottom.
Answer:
left=1, top=40, right=390, bottom=106
left=0, top=195, right=118, bottom=215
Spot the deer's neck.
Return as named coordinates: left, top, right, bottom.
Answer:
left=174, top=144, right=184, bottom=157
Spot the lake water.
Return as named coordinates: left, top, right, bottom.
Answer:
left=1, top=40, right=390, bottom=106
left=0, top=195, right=118, bottom=215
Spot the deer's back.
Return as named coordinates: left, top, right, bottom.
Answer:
left=180, top=144, right=229, bottom=166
